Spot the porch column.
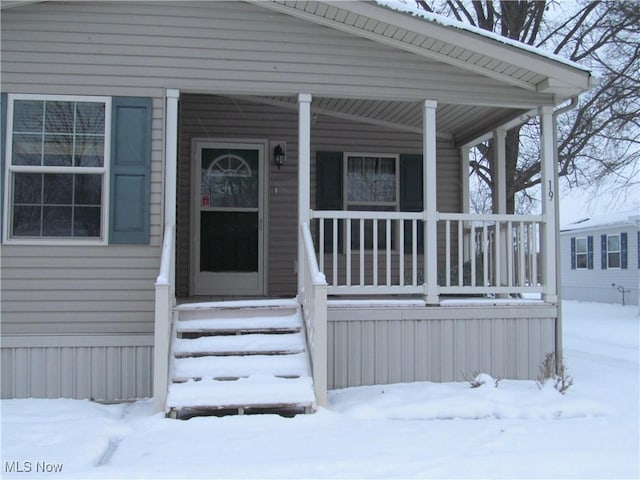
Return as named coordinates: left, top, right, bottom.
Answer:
left=493, top=128, right=507, bottom=214
left=298, top=93, right=312, bottom=295
left=423, top=100, right=438, bottom=304
left=461, top=147, right=471, bottom=262
left=153, top=88, right=179, bottom=413
left=493, top=128, right=508, bottom=290
left=540, top=106, right=558, bottom=303
left=164, top=89, right=180, bottom=228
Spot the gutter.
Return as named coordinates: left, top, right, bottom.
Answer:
left=551, top=95, right=579, bottom=372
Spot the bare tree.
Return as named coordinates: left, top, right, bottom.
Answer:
left=416, top=1, right=640, bottom=214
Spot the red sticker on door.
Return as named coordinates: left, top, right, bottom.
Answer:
left=202, top=195, right=210, bottom=208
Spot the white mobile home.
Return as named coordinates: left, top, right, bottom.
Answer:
left=1, top=1, right=593, bottom=416
left=561, top=211, right=640, bottom=306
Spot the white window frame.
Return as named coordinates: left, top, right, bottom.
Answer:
left=575, top=236, right=588, bottom=270
left=607, top=233, right=621, bottom=269
left=3, top=94, right=111, bottom=245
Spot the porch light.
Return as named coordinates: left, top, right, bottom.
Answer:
left=273, top=144, right=285, bottom=170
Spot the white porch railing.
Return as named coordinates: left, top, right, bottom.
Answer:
left=153, top=224, right=176, bottom=412
left=310, top=210, right=544, bottom=298
left=299, top=222, right=329, bottom=407
left=438, top=213, right=543, bottom=295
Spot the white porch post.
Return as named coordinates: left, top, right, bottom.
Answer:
left=493, top=128, right=508, bottom=290
left=298, top=93, right=312, bottom=295
left=461, top=147, right=471, bottom=262
left=493, top=128, right=507, bottom=214
left=153, top=88, right=179, bottom=413
left=423, top=100, right=438, bottom=304
left=540, top=106, right=558, bottom=303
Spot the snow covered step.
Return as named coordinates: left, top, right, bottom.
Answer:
left=166, top=375, right=315, bottom=411
left=173, top=332, right=306, bottom=358
left=176, top=299, right=300, bottom=322
left=172, top=353, right=310, bottom=382
left=176, top=313, right=302, bottom=337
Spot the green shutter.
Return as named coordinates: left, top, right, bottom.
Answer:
left=570, top=237, right=576, bottom=269
left=587, top=236, right=593, bottom=270
left=400, top=154, right=424, bottom=251
left=0, top=93, right=6, bottom=243
left=316, top=151, right=343, bottom=252
left=109, top=97, right=152, bottom=244
left=600, top=235, right=607, bottom=269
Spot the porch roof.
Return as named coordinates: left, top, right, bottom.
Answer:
left=251, top=0, right=593, bottom=146
left=255, top=1, right=592, bottom=98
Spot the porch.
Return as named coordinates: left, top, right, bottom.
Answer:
left=153, top=89, right=561, bottom=414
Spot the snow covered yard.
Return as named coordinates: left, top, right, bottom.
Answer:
left=2, top=300, right=638, bottom=479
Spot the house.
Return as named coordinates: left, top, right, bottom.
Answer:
left=1, top=1, right=593, bottom=415
left=561, top=211, right=640, bottom=306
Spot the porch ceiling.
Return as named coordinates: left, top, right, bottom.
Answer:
left=245, top=95, right=522, bottom=146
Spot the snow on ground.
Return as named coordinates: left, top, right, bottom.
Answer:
left=2, top=301, right=638, bottom=479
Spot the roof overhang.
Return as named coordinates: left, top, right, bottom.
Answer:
left=252, top=0, right=592, bottom=103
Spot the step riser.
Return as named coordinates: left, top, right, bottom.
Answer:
left=177, top=328, right=301, bottom=339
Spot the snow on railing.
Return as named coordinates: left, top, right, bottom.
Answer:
left=299, top=222, right=328, bottom=407
left=154, top=223, right=175, bottom=413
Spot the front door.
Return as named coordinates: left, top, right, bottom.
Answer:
left=192, top=141, right=265, bottom=296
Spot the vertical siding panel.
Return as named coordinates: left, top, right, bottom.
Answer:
left=528, top=319, right=542, bottom=379
left=388, top=321, right=403, bottom=383
left=361, top=320, right=376, bottom=385
left=60, top=347, right=75, bottom=397
left=76, top=347, right=91, bottom=399
left=426, top=319, right=440, bottom=381
left=347, top=320, right=362, bottom=386
left=1, top=350, right=11, bottom=398
left=441, top=319, right=455, bottom=381
left=374, top=320, right=389, bottom=384
left=327, top=322, right=335, bottom=389
left=334, top=322, right=349, bottom=389
left=516, top=320, right=529, bottom=379
left=44, top=348, right=61, bottom=398
left=401, top=320, right=415, bottom=382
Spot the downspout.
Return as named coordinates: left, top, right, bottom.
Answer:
left=552, top=95, right=579, bottom=368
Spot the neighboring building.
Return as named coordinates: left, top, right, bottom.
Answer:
left=1, top=1, right=593, bottom=414
left=561, top=211, right=640, bottom=306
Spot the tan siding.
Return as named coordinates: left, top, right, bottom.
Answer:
left=177, top=94, right=460, bottom=297
left=0, top=243, right=159, bottom=334
left=328, top=304, right=557, bottom=388
left=1, top=1, right=548, bottom=107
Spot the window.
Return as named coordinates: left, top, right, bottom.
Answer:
left=575, top=237, right=588, bottom=269
left=4, top=95, right=110, bottom=242
left=344, top=154, right=398, bottom=249
left=607, top=234, right=621, bottom=269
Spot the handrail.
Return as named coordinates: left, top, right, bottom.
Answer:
left=301, top=221, right=327, bottom=286
left=153, top=223, right=176, bottom=413
left=299, top=222, right=328, bottom=407
left=156, top=224, right=175, bottom=285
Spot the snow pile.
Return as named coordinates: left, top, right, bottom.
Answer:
left=330, top=377, right=610, bottom=421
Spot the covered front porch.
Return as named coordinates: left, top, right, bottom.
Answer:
left=152, top=87, right=561, bottom=412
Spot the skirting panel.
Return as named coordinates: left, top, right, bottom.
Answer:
left=327, top=304, right=557, bottom=389
left=1, top=335, right=154, bottom=401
